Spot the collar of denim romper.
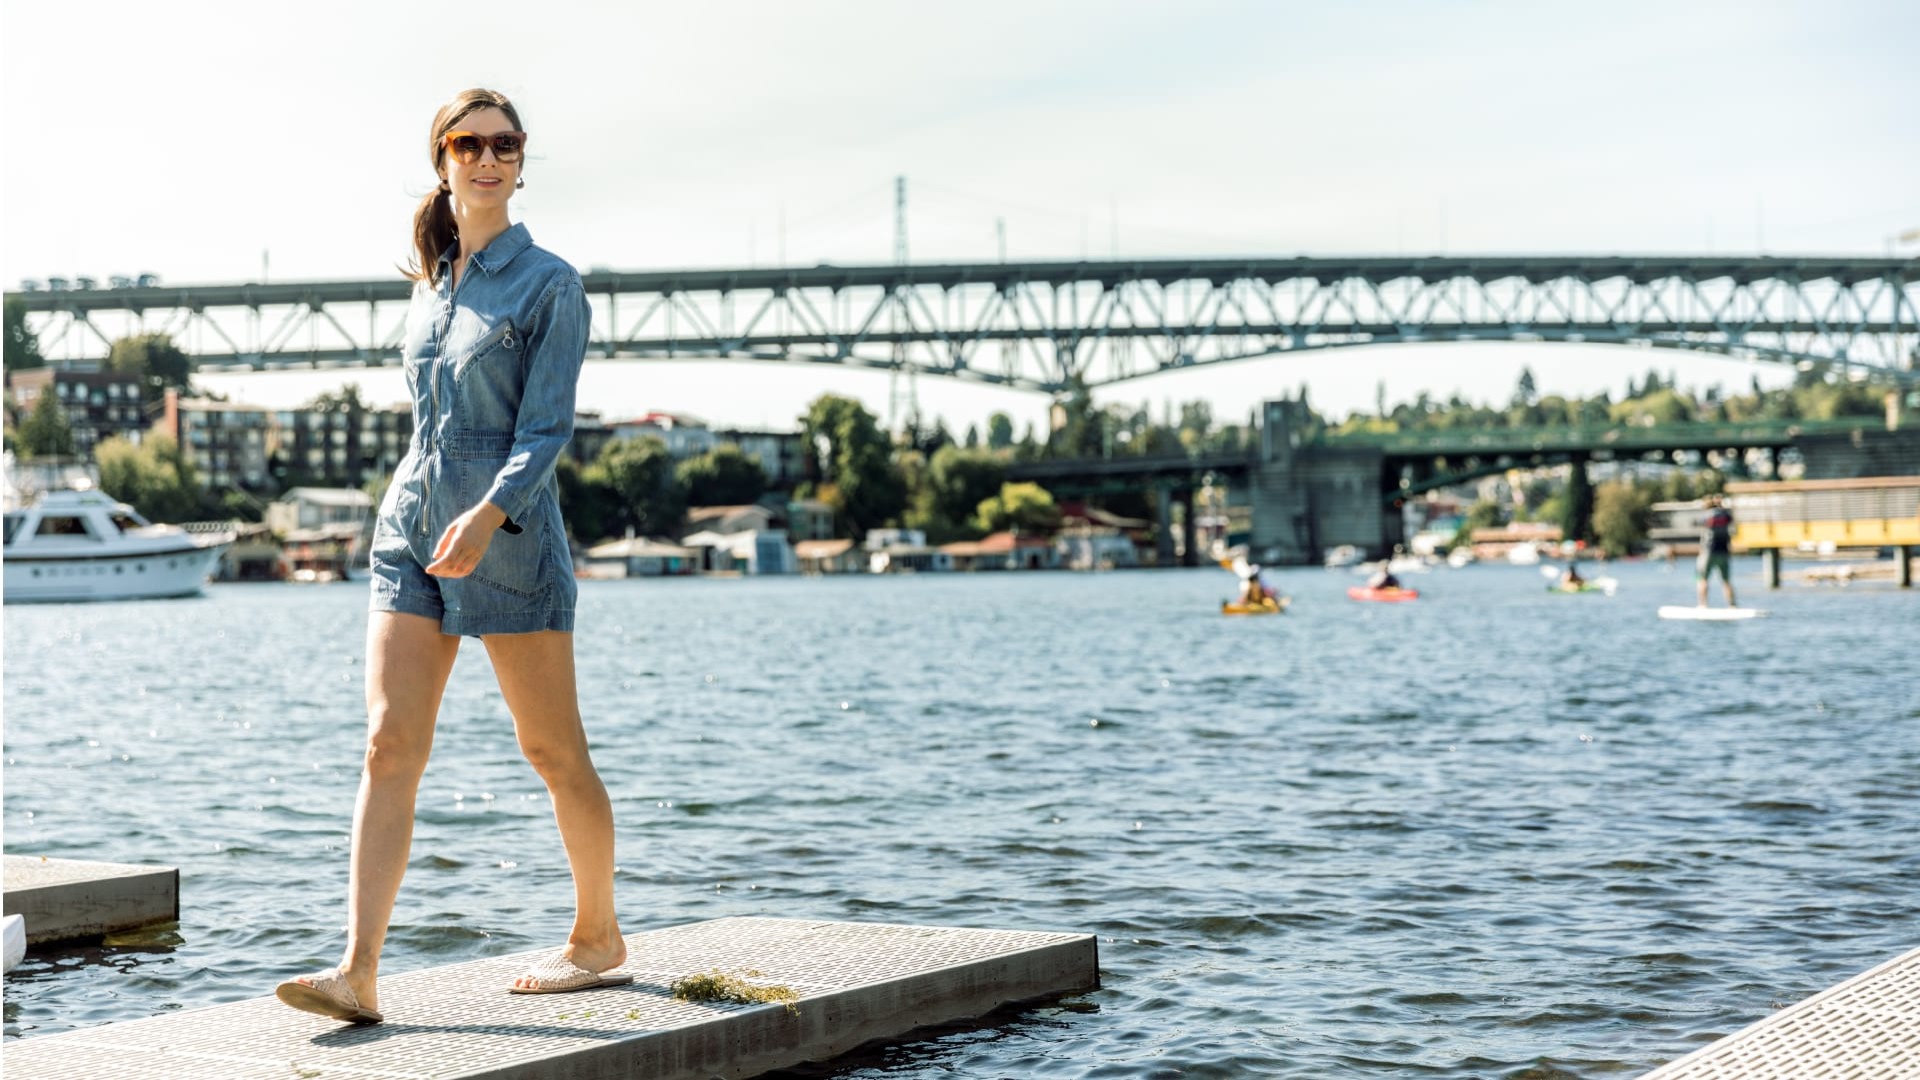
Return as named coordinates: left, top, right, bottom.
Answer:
left=435, top=222, right=535, bottom=284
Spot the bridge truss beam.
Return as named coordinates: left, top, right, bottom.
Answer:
left=10, top=256, right=1917, bottom=389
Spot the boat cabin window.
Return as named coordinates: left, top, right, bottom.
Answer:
left=3, top=513, right=21, bottom=545
left=34, top=514, right=101, bottom=540
left=110, top=511, right=149, bottom=533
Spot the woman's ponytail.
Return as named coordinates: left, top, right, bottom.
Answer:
left=407, top=183, right=457, bottom=286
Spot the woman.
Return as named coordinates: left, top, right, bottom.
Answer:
left=276, top=89, right=625, bottom=1025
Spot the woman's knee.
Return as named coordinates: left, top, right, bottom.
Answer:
left=518, top=731, right=595, bottom=784
left=363, top=715, right=433, bottom=780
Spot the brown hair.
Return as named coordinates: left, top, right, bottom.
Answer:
left=406, top=88, right=525, bottom=286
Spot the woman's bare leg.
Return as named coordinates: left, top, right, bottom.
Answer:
left=296, top=611, right=461, bottom=1012
left=482, top=630, right=625, bottom=985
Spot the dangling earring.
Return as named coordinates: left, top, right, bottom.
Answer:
left=515, top=176, right=526, bottom=190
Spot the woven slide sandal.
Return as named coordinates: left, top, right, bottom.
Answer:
left=508, top=952, right=635, bottom=995
left=275, top=967, right=384, bottom=1024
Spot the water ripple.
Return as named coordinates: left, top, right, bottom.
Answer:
left=5, top=565, right=1918, bottom=1077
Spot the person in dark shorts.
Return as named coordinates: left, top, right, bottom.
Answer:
left=1695, top=494, right=1736, bottom=608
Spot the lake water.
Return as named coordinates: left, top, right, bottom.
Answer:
left=5, top=563, right=1917, bottom=1077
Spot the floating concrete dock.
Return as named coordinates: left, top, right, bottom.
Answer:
left=1640, top=944, right=1920, bottom=1078
left=2, top=855, right=179, bottom=946
left=6, top=916, right=1099, bottom=1079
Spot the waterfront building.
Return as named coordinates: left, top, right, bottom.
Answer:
left=941, top=531, right=1063, bottom=571
left=794, top=537, right=863, bottom=574
left=680, top=527, right=795, bottom=575
left=610, top=411, right=716, bottom=457
left=581, top=536, right=698, bottom=578
left=682, top=503, right=779, bottom=537
left=266, top=487, right=373, bottom=582
left=713, top=427, right=807, bottom=487
left=267, top=399, right=411, bottom=490
left=1056, top=502, right=1149, bottom=569
left=862, top=528, right=952, bottom=573
left=1469, top=521, right=1563, bottom=563
left=162, top=394, right=274, bottom=489
left=570, top=411, right=616, bottom=465
left=5, top=367, right=148, bottom=458
left=214, top=521, right=282, bottom=582
left=785, top=498, right=836, bottom=542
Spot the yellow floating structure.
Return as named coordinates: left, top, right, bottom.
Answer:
left=1727, top=475, right=1918, bottom=588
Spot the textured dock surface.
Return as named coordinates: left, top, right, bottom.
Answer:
left=6, top=916, right=1099, bottom=1079
left=1641, top=944, right=1920, bottom=1079
left=2, top=855, right=179, bottom=946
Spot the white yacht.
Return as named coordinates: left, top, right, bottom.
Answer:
left=4, top=488, right=232, bottom=603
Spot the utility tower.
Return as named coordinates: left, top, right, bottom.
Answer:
left=888, top=176, right=920, bottom=436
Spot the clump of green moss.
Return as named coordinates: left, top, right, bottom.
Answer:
left=671, top=969, right=800, bottom=1015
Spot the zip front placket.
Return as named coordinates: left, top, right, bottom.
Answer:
left=420, top=263, right=469, bottom=541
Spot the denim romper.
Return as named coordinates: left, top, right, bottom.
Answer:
left=368, top=223, right=588, bottom=636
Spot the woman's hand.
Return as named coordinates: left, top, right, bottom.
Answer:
left=425, top=502, right=509, bottom=578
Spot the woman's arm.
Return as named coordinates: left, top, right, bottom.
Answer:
left=483, top=276, right=590, bottom=532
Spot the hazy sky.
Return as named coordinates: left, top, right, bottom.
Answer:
left=5, top=0, right=1916, bottom=431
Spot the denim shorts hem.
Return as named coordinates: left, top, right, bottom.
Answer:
left=369, top=587, right=444, bottom=623
left=439, top=607, right=574, bottom=637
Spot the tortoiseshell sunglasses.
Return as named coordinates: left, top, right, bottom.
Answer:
left=442, top=131, right=527, bottom=164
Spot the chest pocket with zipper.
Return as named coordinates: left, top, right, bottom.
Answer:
left=452, top=320, right=518, bottom=385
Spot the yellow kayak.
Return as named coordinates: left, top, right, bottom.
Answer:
left=1222, top=596, right=1289, bottom=616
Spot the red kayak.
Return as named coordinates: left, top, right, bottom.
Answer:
left=1348, top=586, right=1419, bottom=602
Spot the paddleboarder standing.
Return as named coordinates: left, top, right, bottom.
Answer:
left=1696, top=494, right=1737, bottom=608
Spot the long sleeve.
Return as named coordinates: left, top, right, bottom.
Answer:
left=482, top=277, right=589, bottom=530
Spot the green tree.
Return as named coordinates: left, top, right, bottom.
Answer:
left=905, top=445, right=1004, bottom=543
left=675, top=443, right=768, bottom=507
left=305, top=383, right=367, bottom=413
left=1048, top=376, right=1104, bottom=458
left=963, top=422, right=980, bottom=449
left=1559, top=458, right=1594, bottom=545
left=590, top=436, right=684, bottom=537
left=19, top=388, right=75, bottom=457
left=1592, top=478, right=1658, bottom=558
left=556, top=455, right=618, bottom=543
left=986, top=411, right=1014, bottom=450
left=96, top=434, right=201, bottom=522
left=801, top=394, right=906, bottom=537
left=976, top=481, right=1061, bottom=534
left=1451, top=498, right=1507, bottom=547
left=106, top=332, right=194, bottom=408
left=1177, top=400, right=1213, bottom=451
left=4, top=296, right=47, bottom=371
left=1513, top=366, right=1537, bottom=407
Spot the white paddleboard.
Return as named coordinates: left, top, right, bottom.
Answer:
left=1658, top=606, right=1766, bottom=621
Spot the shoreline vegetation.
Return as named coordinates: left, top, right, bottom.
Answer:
left=3, top=308, right=1902, bottom=563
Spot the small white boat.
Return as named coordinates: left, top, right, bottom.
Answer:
left=1446, top=547, right=1475, bottom=568
left=1323, top=544, right=1364, bottom=569
left=3, top=913, right=24, bottom=973
left=1658, top=605, right=1766, bottom=621
left=1506, top=544, right=1542, bottom=566
left=4, top=488, right=232, bottom=603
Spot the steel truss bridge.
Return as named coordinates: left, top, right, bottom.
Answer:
left=10, top=255, right=1917, bottom=390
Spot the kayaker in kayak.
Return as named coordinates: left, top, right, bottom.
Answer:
left=1557, top=563, right=1586, bottom=591
left=1366, top=562, right=1402, bottom=591
left=1233, top=556, right=1276, bottom=606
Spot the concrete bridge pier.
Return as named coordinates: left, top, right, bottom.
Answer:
left=1180, top=486, right=1198, bottom=566
left=1154, top=485, right=1175, bottom=566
